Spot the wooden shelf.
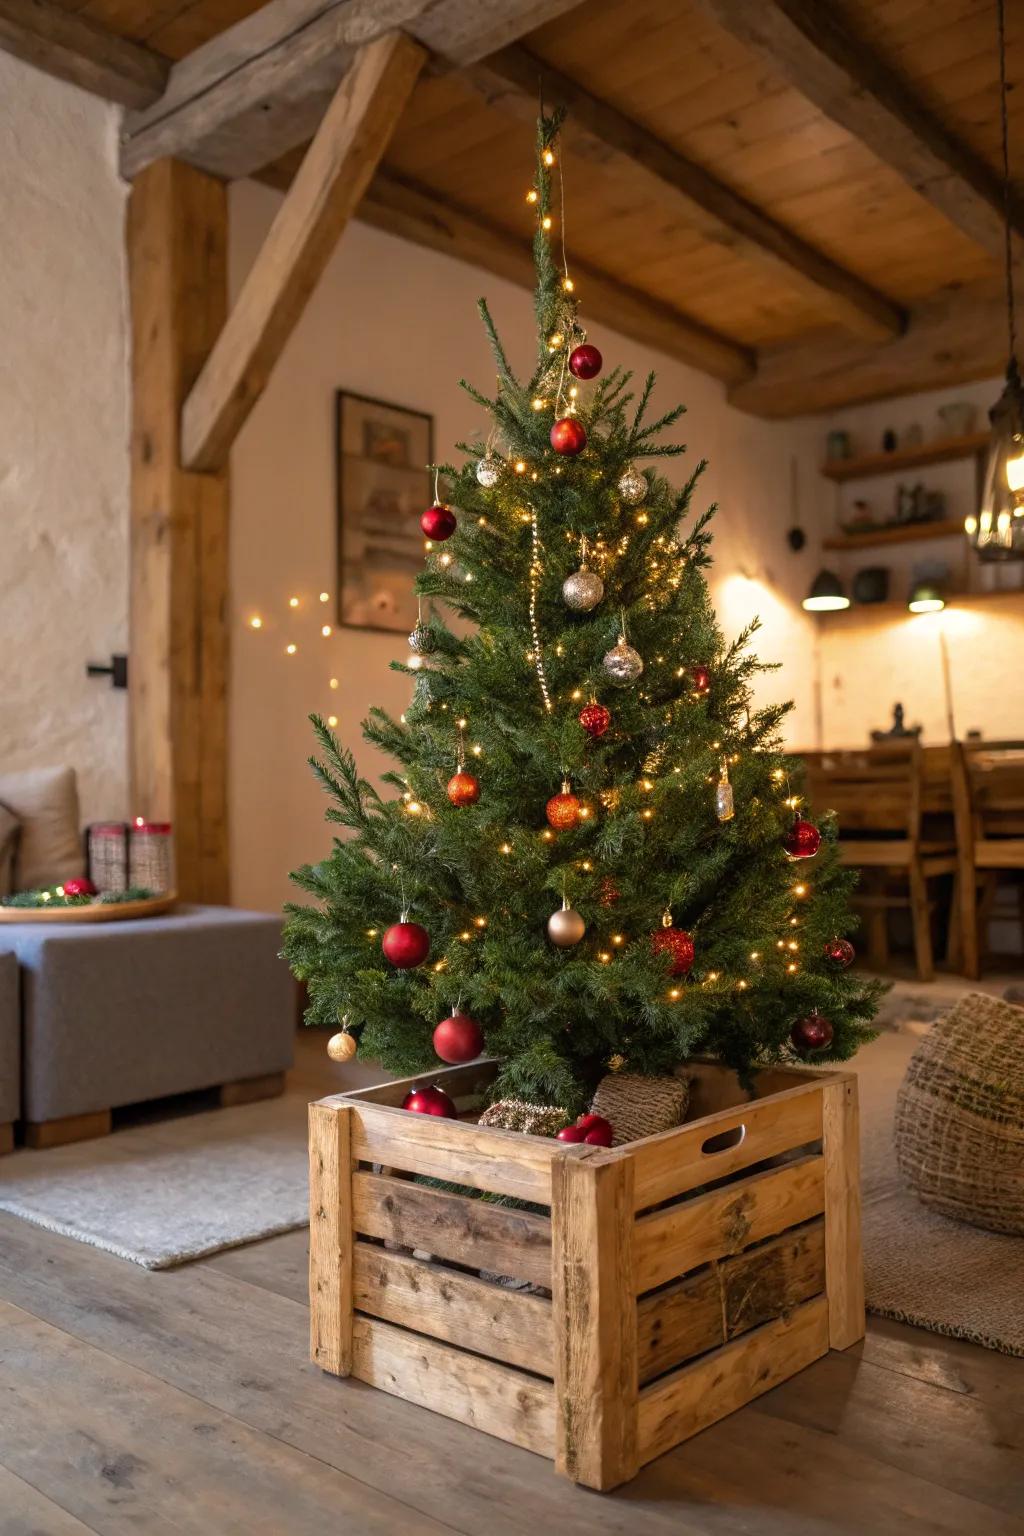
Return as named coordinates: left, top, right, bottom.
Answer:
left=823, top=518, right=964, bottom=551
left=820, top=431, right=989, bottom=482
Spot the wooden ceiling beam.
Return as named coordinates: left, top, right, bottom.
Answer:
left=0, top=0, right=167, bottom=108
left=180, top=32, right=425, bottom=473
left=301, top=164, right=755, bottom=387
left=465, top=45, right=904, bottom=343
left=729, top=282, right=1007, bottom=419
left=120, top=0, right=588, bottom=181
left=696, top=0, right=1024, bottom=260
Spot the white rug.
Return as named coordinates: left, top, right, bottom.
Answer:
left=0, top=1092, right=310, bottom=1268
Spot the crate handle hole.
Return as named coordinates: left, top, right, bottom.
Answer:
left=701, top=1124, right=745, bottom=1155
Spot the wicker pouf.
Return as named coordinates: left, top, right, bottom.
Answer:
left=894, top=992, right=1024, bottom=1236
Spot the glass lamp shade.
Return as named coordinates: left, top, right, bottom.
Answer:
left=966, top=358, right=1024, bottom=562
left=802, top=569, right=850, bottom=612
left=907, top=581, right=945, bottom=614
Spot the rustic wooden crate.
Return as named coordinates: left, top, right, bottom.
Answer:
left=309, top=1057, right=863, bottom=1491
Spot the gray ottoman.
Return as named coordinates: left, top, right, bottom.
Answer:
left=0, top=952, right=18, bottom=1154
left=0, top=904, right=294, bottom=1147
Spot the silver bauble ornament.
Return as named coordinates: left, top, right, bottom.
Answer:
left=408, top=622, right=436, bottom=655
left=547, top=900, right=586, bottom=948
left=602, top=635, right=644, bottom=686
left=476, top=455, right=501, bottom=489
left=618, top=464, right=647, bottom=505
left=562, top=564, right=604, bottom=612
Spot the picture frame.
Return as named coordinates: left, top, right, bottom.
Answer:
left=335, top=391, right=434, bottom=634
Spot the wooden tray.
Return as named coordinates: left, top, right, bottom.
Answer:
left=0, top=892, right=177, bottom=924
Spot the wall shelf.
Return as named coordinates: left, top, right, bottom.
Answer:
left=820, top=431, right=989, bottom=482
left=823, top=518, right=964, bottom=551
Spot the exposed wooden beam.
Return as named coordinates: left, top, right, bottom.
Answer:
left=120, top=0, right=586, bottom=181
left=282, top=163, right=753, bottom=386
left=180, top=32, right=425, bottom=473
left=128, top=158, right=230, bottom=903
left=465, top=45, right=903, bottom=343
left=696, top=0, right=1024, bottom=260
left=0, top=0, right=167, bottom=108
left=729, top=282, right=1007, bottom=419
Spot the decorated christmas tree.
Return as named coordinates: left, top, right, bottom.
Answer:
left=285, top=109, right=881, bottom=1121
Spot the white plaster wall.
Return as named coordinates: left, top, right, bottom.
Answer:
left=229, top=179, right=821, bottom=913
left=0, top=54, right=130, bottom=824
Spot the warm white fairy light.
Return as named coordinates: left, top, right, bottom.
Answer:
left=528, top=510, right=553, bottom=715
left=327, top=714, right=338, bottom=727
left=285, top=643, right=297, bottom=655
left=330, top=677, right=339, bottom=689
left=249, top=616, right=263, bottom=629
left=289, top=596, right=299, bottom=608
left=321, top=625, right=332, bottom=637
left=319, top=592, right=329, bottom=603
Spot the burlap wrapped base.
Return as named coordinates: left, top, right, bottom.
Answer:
left=590, top=1072, right=689, bottom=1146
left=894, top=991, right=1024, bottom=1237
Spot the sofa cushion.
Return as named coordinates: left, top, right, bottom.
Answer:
left=0, top=805, right=19, bottom=897
left=0, top=766, right=84, bottom=891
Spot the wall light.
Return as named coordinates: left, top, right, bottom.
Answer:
left=907, top=581, right=945, bottom=615
left=802, top=569, right=850, bottom=612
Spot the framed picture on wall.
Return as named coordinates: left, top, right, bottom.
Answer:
left=335, top=391, right=433, bottom=634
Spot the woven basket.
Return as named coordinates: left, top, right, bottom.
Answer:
left=894, top=992, right=1024, bottom=1236
left=590, top=1072, right=689, bottom=1146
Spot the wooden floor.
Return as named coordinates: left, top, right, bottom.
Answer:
left=1, top=1036, right=1022, bottom=1536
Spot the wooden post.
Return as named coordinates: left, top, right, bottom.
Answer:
left=821, top=1077, right=865, bottom=1350
left=309, top=1102, right=353, bottom=1375
left=551, top=1150, right=638, bottom=1491
left=127, top=158, right=229, bottom=903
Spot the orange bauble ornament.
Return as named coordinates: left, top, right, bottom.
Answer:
left=546, top=782, right=582, bottom=830
left=447, top=771, right=480, bottom=806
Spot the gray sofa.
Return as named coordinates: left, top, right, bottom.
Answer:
left=0, top=905, right=294, bottom=1147
left=0, top=952, right=18, bottom=1154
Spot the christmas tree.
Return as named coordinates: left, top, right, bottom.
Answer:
left=285, top=109, right=882, bottom=1117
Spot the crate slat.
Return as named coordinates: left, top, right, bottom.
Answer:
left=353, top=1246, right=554, bottom=1376
left=636, top=1219, right=825, bottom=1384
left=636, top=1295, right=830, bottom=1466
left=822, top=1077, right=866, bottom=1349
left=338, top=1059, right=501, bottom=1108
left=352, top=1170, right=553, bottom=1288
left=551, top=1152, right=638, bottom=1490
left=351, top=1315, right=556, bottom=1457
left=634, top=1154, right=824, bottom=1294
left=350, top=1101, right=559, bottom=1203
left=630, top=1083, right=824, bottom=1212
left=308, top=1102, right=352, bottom=1375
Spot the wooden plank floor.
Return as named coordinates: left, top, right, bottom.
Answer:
left=1, top=1037, right=1022, bottom=1535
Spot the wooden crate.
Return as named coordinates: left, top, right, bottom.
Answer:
left=308, top=1057, right=863, bottom=1491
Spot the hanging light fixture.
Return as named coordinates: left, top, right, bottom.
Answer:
left=966, top=0, right=1024, bottom=562
left=802, top=569, right=850, bottom=612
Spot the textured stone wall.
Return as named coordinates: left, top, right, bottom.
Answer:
left=0, top=54, right=130, bottom=825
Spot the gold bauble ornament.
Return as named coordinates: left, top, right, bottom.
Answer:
left=547, top=898, right=586, bottom=948
left=327, top=1030, right=357, bottom=1063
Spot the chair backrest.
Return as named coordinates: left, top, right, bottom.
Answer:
left=796, top=743, right=921, bottom=841
left=953, top=740, right=1024, bottom=845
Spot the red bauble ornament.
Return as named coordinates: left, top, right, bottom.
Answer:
left=784, top=816, right=822, bottom=860
left=402, top=1083, right=457, bottom=1118
left=824, top=937, right=855, bottom=969
left=556, top=1123, right=586, bottom=1143
left=447, top=771, right=480, bottom=807
left=790, top=1012, right=834, bottom=1054
left=420, top=503, right=457, bottom=541
left=568, top=344, right=602, bottom=381
left=550, top=417, right=587, bottom=456
left=62, top=877, right=97, bottom=898
left=687, top=663, right=711, bottom=694
left=652, top=926, right=695, bottom=977
left=599, top=877, right=620, bottom=908
left=576, top=1112, right=614, bottom=1147
left=382, top=920, right=430, bottom=969
left=546, top=790, right=582, bottom=830
left=433, top=1012, right=484, bottom=1064
left=579, top=702, right=611, bottom=739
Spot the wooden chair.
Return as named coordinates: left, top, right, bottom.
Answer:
left=952, top=740, right=1024, bottom=979
left=797, top=743, right=957, bottom=981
